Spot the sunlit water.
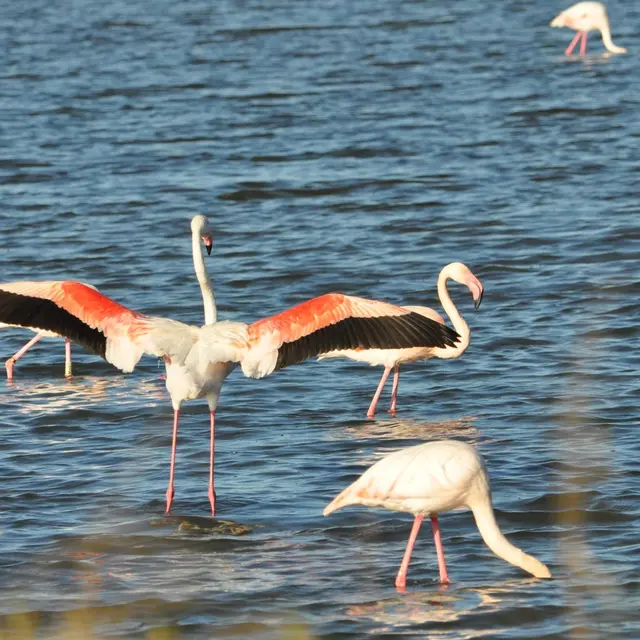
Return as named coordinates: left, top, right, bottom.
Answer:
left=1, top=0, right=639, bottom=638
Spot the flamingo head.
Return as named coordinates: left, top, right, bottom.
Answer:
left=445, top=262, right=484, bottom=311
left=191, top=214, right=213, bottom=255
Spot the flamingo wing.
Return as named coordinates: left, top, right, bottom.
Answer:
left=239, top=293, right=461, bottom=378
left=0, top=280, right=172, bottom=372
left=0, top=287, right=108, bottom=358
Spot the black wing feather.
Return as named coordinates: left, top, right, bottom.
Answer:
left=0, top=290, right=106, bottom=358
left=275, top=311, right=459, bottom=371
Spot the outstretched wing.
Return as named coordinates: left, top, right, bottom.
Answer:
left=0, top=280, right=193, bottom=372
left=239, top=293, right=461, bottom=378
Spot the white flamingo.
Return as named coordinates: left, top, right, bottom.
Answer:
left=318, top=262, right=483, bottom=418
left=550, top=2, right=627, bottom=55
left=324, top=440, right=552, bottom=588
left=0, top=219, right=460, bottom=516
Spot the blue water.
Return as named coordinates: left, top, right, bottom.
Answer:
left=1, top=0, right=639, bottom=638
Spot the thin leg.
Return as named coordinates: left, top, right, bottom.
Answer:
left=389, top=365, right=400, bottom=414
left=208, top=410, right=216, bottom=517
left=565, top=31, right=582, bottom=56
left=5, top=333, right=44, bottom=380
left=165, top=409, right=180, bottom=514
left=579, top=31, right=588, bottom=56
left=431, top=515, right=450, bottom=584
left=64, top=339, right=72, bottom=378
left=367, top=367, right=392, bottom=418
left=395, top=514, right=423, bottom=590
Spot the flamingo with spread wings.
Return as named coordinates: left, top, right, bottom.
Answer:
left=319, top=262, right=483, bottom=418
left=0, top=216, right=460, bottom=516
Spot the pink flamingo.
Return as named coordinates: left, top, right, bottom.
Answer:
left=550, top=2, right=627, bottom=55
left=0, top=222, right=460, bottom=516
left=324, top=440, right=552, bottom=588
left=319, top=262, right=483, bottom=418
left=0, top=215, right=215, bottom=381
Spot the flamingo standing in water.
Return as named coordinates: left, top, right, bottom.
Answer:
left=324, top=440, right=552, bottom=588
left=319, top=262, right=483, bottom=418
left=550, top=2, right=627, bottom=55
left=0, top=219, right=460, bottom=516
left=0, top=215, right=215, bottom=380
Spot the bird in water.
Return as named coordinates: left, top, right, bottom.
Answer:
left=550, top=2, right=627, bottom=55
left=0, top=214, right=215, bottom=380
left=324, top=440, right=552, bottom=588
left=318, top=262, right=483, bottom=418
left=0, top=216, right=460, bottom=517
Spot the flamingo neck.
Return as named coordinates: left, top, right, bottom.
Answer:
left=600, top=21, right=626, bottom=53
left=192, top=229, right=217, bottom=325
left=469, top=496, right=551, bottom=579
left=435, top=269, right=470, bottom=358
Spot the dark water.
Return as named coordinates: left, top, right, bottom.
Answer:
left=1, top=0, right=639, bottom=638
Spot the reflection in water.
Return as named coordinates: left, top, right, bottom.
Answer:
left=3, top=375, right=167, bottom=416
left=338, top=416, right=479, bottom=466
left=343, top=415, right=478, bottom=441
left=346, top=579, right=538, bottom=630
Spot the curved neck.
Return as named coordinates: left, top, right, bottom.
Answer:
left=192, top=230, right=216, bottom=325
left=470, top=497, right=551, bottom=578
left=435, top=270, right=470, bottom=358
left=600, top=22, right=626, bottom=53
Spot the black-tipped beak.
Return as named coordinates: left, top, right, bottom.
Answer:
left=205, top=244, right=212, bottom=255
left=474, top=290, right=483, bottom=311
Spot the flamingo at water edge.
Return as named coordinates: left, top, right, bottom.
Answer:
left=324, top=440, right=552, bottom=589
left=0, top=215, right=216, bottom=380
left=318, top=262, right=483, bottom=418
left=0, top=222, right=460, bottom=517
left=550, top=2, right=627, bottom=55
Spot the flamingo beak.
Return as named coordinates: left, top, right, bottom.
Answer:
left=474, top=289, right=483, bottom=311
left=204, top=236, right=213, bottom=255
left=467, top=277, right=484, bottom=311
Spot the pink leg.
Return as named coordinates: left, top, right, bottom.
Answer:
left=565, top=31, right=582, bottom=56
left=64, top=339, right=72, bottom=378
left=165, top=409, right=180, bottom=514
left=367, top=367, right=392, bottom=418
left=5, top=333, right=44, bottom=380
left=395, top=514, right=423, bottom=590
left=389, top=365, right=400, bottom=414
left=431, top=515, right=450, bottom=584
left=208, top=410, right=216, bottom=517
left=580, top=31, right=588, bottom=56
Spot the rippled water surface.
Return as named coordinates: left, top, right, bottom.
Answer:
left=1, top=0, right=639, bottom=638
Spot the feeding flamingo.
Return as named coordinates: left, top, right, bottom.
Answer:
left=324, top=440, right=552, bottom=588
left=0, top=218, right=460, bottom=516
left=0, top=215, right=215, bottom=380
left=550, top=2, right=627, bottom=55
left=318, top=262, right=483, bottom=418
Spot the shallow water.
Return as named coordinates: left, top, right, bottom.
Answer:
left=1, top=0, right=639, bottom=638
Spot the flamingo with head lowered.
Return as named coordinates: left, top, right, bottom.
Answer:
left=550, top=2, right=627, bottom=55
left=0, top=216, right=460, bottom=516
left=0, top=215, right=216, bottom=380
left=318, top=262, right=483, bottom=418
left=324, top=440, right=552, bottom=588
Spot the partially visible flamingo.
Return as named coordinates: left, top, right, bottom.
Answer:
left=0, top=229, right=460, bottom=516
left=318, top=262, right=483, bottom=418
left=550, top=2, right=627, bottom=55
left=323, top=440, right=552, bottom=588
left=0, top=215, right=215, bottom=381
